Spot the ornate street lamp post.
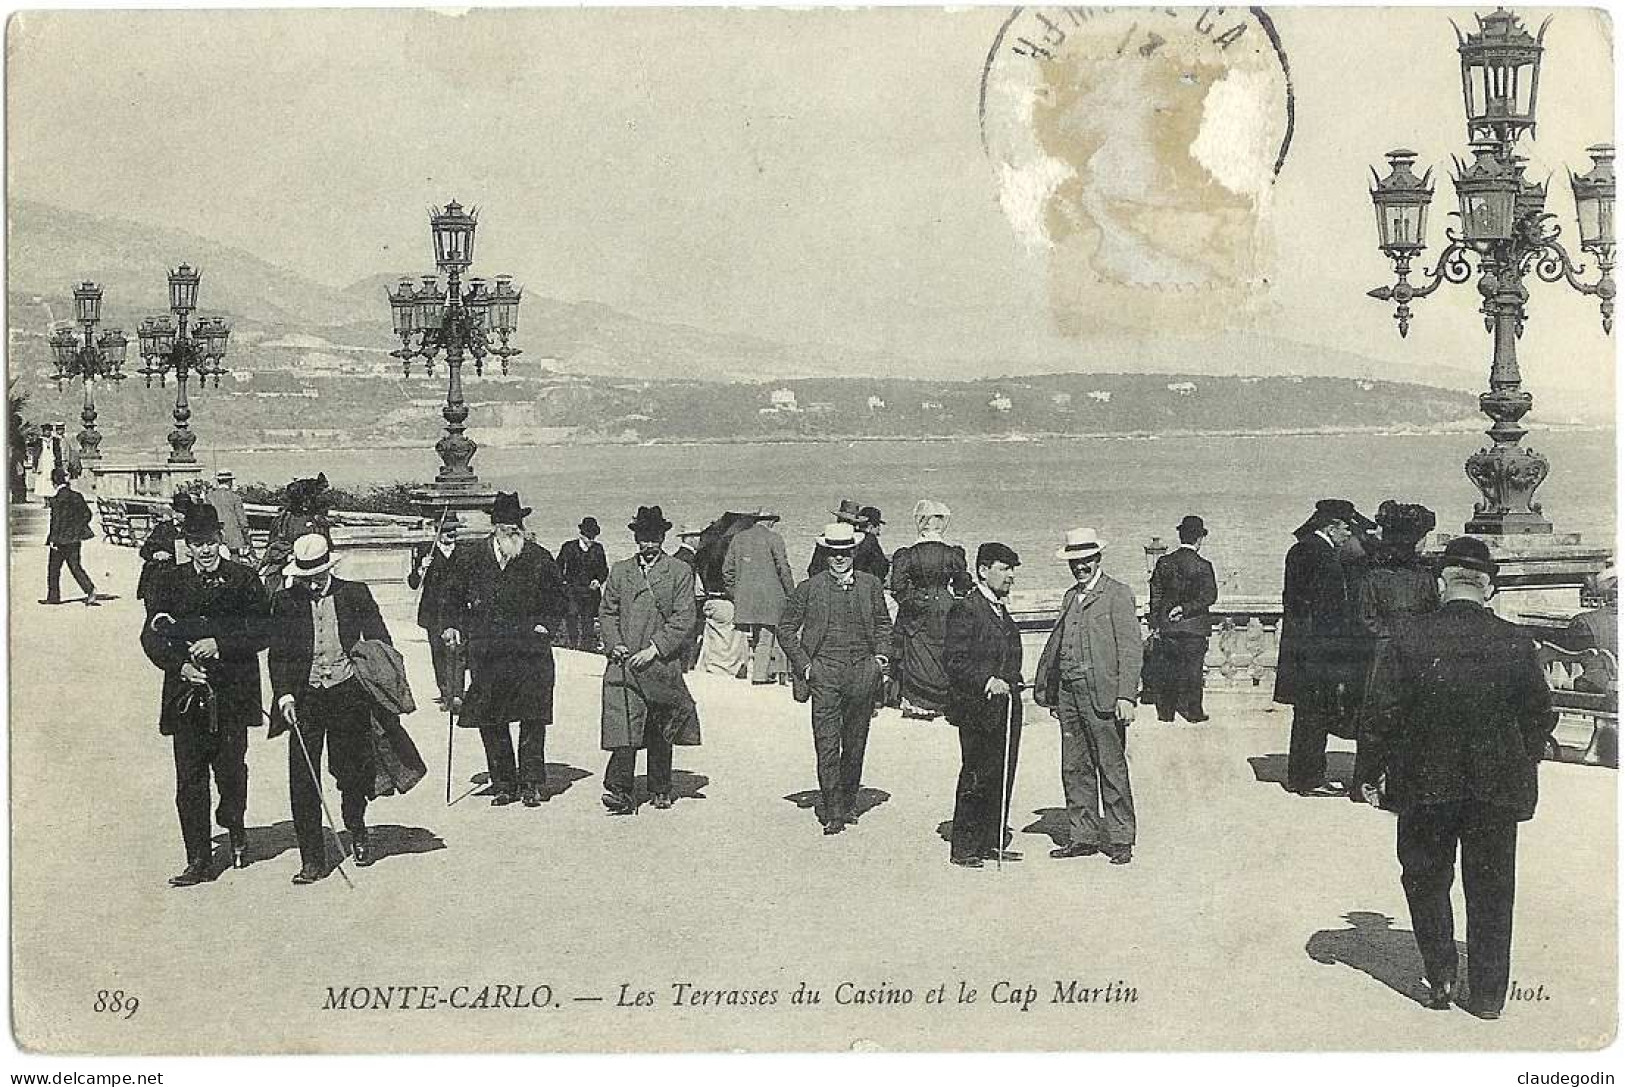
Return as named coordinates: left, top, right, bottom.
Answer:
left=134, top=264, right=232, bottom=464
left=48, top=282, right=128, bottom=463
left=1367, top=8, right=1614, bottom=535
left=386, top=200, right=522, bottom=513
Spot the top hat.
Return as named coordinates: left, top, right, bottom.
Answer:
left=832, top=499, right=863, bottom=525
left=629, top=505, right=673, bottom=535
left=1438, top=536, right=1498, bottom=577
left=579, top=516, right=601, bottom=538
left=181, top=503, right=224, bottom=540
left=1055, top=527, right=1105, bottom=562
left=912, top=499, right=951, bottom=520
left=815, top=523, right=859, bottom=551
left=1177, top=515, right=1208, bottom=539
left=491, top=492, right=532, bottom=526
left=283, top=533, right=341, bottom=578
left=858, top=505, right=884, bottom=527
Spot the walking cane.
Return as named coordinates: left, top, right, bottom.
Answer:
left=276, top=708, right=356, bottom=890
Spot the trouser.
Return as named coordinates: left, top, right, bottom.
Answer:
left=1287, top=703, right=1334, bottom=790
left=741, top=624, right=779, bottom=683
left=288, top=679, right=375, bottom=871
left=809, top=655, right=880, bottom=819
left=605, top=730, right=674, bottom=797
left=950, top=697, right=1023, bottom=859
left=563, top=587, right=601, bottom=651
left=1154, top=635, right=1208, bottom=721
left=46, top=542, right=95, bottom=601
left=701, top=598, right=749, bottom=677
left=1398, top=800, right=1519, bottom=1013
left=1057, top=681, right=1135, bottom=848
left=171, top=711, right=248, bottom=864
left=426, top=633, right=466, bottom=701
left=479, top=720, right=549, bottom=789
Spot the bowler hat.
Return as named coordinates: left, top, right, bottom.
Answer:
left=181, top=503, right=223, bottom=540
left=1438, top=536, right=1498, bottom=577
left=815, top=523, right=859, bottom=551
left=832, top=499, right=863, bottom=525
left=1177, top=515, right=1207, bottom=539
left=283, top=533, right=341, bottom=578
left=628, top=505, right=673, bottom=535
left=1295, top=498, right=1375, bottom=536
left=858, top=505, right=884, bottom=528
left=491, top=492, right=531, bottom=526
left=579, top=516, right=601, bottom=538
left=1055, top=527, right=1105, bottom=562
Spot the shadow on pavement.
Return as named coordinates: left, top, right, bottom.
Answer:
left=468, top=763, right=591, bottom=802
left=214, top=821, right=300, bottom=867
left=1306, top=910, right=1461, bottom=1008
left=784, top=787, right=892, bottom=821
left=1019, top=807, right=1073, bottom=848
left=213, top=820, right=447, bottom=871
left=1249, top=751, right=1355, bottom=788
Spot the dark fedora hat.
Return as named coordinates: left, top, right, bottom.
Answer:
left=1295, top=498, right=1376, bottom=536
left=1177, top=514, right=1208, bottom=539
left=579, top=516, right=601, bottom=537
left=858, top=505, right=885, bottom=527
left=832, top=499, right=863, bottom=524
left=1439, top=536, right=1498, bottom=577
left=628, top=505, right=673, bottom=535
left=182, top=503, right=223, bottom=540
left=491, top=491, right=532, bottom=526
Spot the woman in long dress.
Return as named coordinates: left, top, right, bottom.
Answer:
left=887, top=500, right=970, bottom=719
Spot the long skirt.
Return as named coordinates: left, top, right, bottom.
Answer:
left=700, top=598, right=749, bottom=678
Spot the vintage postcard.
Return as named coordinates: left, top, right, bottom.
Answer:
left=4, top=3, right=1616, bottom=1069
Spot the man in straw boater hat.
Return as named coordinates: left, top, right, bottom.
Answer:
left=598, top=505, right=702, bottom=815
left=778, top=522, right=894, bottom=835
left=1034, top=527, right=1143, bottom=865
left=140, top=503, right=271, bottom=887
left=1358, top=537, right=1555, bottom=1019
left=441, top=492, right=570, bottom=808
left=1146, top=514, right=1218, bottom=724
left=267, top=532, right=395, bottom=884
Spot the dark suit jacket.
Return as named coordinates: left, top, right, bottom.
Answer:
left=46, top=486, right=93, bottom=545
left=407, top=543, right=460, bottom=632
left=1034, top=574, right=1143, bottom=716
left=1362, top=600, right=1555, bottom=821
left=267, top=577, right=391, bottom=735
left=778, top=569, right=893, bottom=675
left=1273, top=532, right=1355, bottom=707
left=944, top=589, right=1024, bottom=731
left=1148, top=546, right=1218, bottom=637
left=439, top=539, right=569, bottom=726
left=557, top=538, right=609, bottom=589
left=140, top=559, right=270, bottom=737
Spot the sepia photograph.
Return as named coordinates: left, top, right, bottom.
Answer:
left=3, top=1, right=1617, bottom=1075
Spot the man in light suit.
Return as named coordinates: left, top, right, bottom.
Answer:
left=1034, top=528, right=1143, bottom=864
left=779, top=522, right=893, bottom=835
left=1147, top=514, right=1218, bottom=723
left=723, top=509, right=796, bottom=684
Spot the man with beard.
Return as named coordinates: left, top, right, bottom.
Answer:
left=888, top=499, right=969, bottom=720
left=557, top=516, right=609, bottom=652
left=442, top=492, right=569, bottom=808
left=140, top=504, right=270, bottom=887
left=598, top=506, right=702, bottom=814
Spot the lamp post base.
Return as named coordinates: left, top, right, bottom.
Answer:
left=411, top=481, right=499, bottom=529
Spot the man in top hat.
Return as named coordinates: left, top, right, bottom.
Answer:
left=598, top=506, right=702, bottom=814
left=853, top=506, right=891, bottom=583
left=558, top=516, right=610, bottom=653
left=1034, top=528, right=1143, bottom=864
left=1274, top=498, right=1374, bottom=796
left=42, top=466, right=98, bottom=606
left=441, top=492, right=570, bottom=807
left=944, top=541, right=1025, bottom=867
left=1147, top=515, right=1218, bottom=724
left=1359, top=537, right=1555, bottom=1019
left=206, top=469, right=255, bottom=564
left=779, top=522, right=894, bottom=834
left=723, top=508, right=797, bottom=684
left=139, top=503, right=271, bottom=886
left=409, top=519, right=466, bottom=707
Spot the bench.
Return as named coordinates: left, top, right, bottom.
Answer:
left=95, top=497, right=158, bottom=549
left=1535, top=641, right=1618, bottom=767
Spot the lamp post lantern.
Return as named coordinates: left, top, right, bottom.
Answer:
left=48, top=281, right=128, bottom=463
left=1366, top=8, right=1614, bottom=536
left=385, top=200, right=522, bottom=514
left=134, top=264, right=232, bottom=463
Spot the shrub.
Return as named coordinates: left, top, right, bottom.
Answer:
left=237, top=479, right=421, bottom=516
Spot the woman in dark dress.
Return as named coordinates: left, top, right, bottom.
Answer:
left=888, top=500, right=970, bottom=719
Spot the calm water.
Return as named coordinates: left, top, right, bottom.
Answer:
left=232, top=430, right=1616, bottom=600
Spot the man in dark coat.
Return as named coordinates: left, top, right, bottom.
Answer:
left=779, top=522, right=894, bottom=835
left=944, top=542, right=1024, bottom=868
left=267, top=533, right=394, bottom=884
left=138, top=491, right=193, bottom=613
left=260, top=473, right=332, bottom=587
left=408, top=520, right=465, bottom=707
left=1359, top=537, right=1555, bottom=1019
left=1147, top=515, right=1218, bottom=723
left=140, top=504, right=270, bottom=887
left=205, top=470, right=255, bottom=563
left=723, top=510, right=796, bottom=684
left=557, top=516, right=609, bottom=652
left=853, top=506, right=891, bottom=583
left=441, top=492, right=569, bottom=808
left=599, top=506, right=701, bottom=814
left=43, top=467, right=98, bottom=606
left=1274, top=498, right=1372, bottom=795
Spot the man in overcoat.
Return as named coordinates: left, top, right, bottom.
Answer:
left=599, top=506, right=701, bottom=814
left=723, top=509, right=796, bottom=684
left=1147, top=514, right=1218, bottom=723
left=408, top=520, right=465, bottom=707
left=1034, top=528, right=1143, bottom=864
left=1359, top=537, right=1555, bottom=1019
left=140, top=504, right=270, bottom=887
left=441, top=492, right=570, bottom=808
left=1274, top=498, right=1372, bottom=795
left=557, top=516, right=609, bottom=652
left=206, top=470, right=255, bottom=564
left=853, top=506, right=891, bottom=583
left=779, top=522, right=893, bottom=834
left=267, top=533, right=395, bottom=884
left=43, top=467, right=98, bottom=606
left=944, top=542, right=1024, bottom=868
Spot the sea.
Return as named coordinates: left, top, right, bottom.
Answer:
left=225, top=429, right=1616, bottom=601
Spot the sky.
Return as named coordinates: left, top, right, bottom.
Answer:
left=5, top=5, right=1616, bottom=392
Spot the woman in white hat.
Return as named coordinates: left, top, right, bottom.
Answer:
left=888, top=499, right=970, bottom=719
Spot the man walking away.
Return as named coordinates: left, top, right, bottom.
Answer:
left=43, top=467, right=97, bottom=606
left=1147, top=515, right=1217, bottom=723
left=206, top=470, right=255, bottom=564
left=723, top=509, right=796, bottom=685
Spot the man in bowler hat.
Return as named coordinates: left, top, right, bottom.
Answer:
left=1359, top=537, right=1554, bottom=1018
left=558, top=516, right=609, bottom=652
left=442, top=492, right=570, bottom=807
left=779, top=522, right=893, bottom=834
left=1148, top=515, right=1218, bottom=723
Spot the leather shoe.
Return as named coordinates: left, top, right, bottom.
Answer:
left=981, top=849, right=1023, bottom=862
left=1463, top=1000, right=1502, bottom=1020
left=352, top=836, right=374, bottom=867
left=949, top=855, right=984, bottom=868
left=521, top=784, right=543, bottom=808
left=821, top=821, right=844, bottom=836
left=229, top=830, right=248, bottom=869
left=1184, top=714, right=1210, bottom=723
left=1050, top=842, right=1101, bottom=859
left=490, top=787, right=521, bottom=807
left=168, top=859, right=213, bottom=888
left=1423, top=980, right=1456, bottom=1011
left=291, top=865, right=325, bottom=886
left=601, top=791, right=637, bottom=816
left=651, top=792, right=673, bottom=810
left=1108, top=847, right=1134, bottom=865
